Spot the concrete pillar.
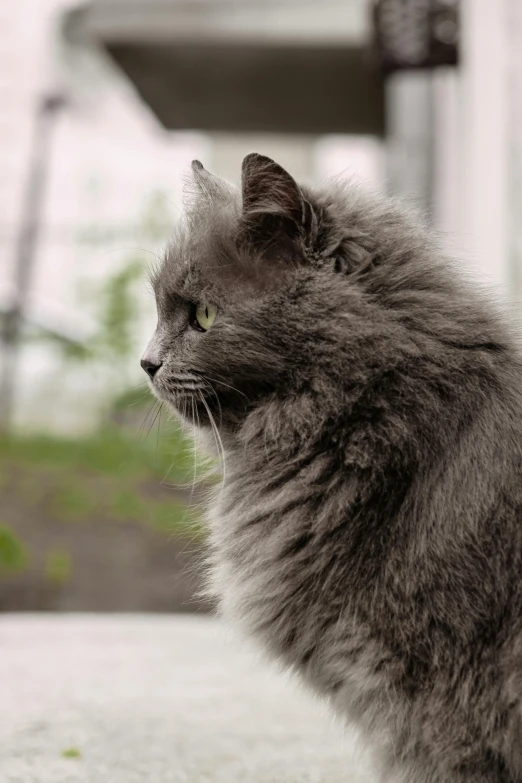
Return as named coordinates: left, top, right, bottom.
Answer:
left=458, top=0, right=509, bottom=293
left=385, top=70, right=436, bottom=217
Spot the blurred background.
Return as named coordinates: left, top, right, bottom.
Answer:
left=0, top=0, right=519, bottom=611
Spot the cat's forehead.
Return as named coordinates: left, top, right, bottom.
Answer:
left=153, top=249, right=216, bottom=304
left=153, top=218, right=242, bottom=306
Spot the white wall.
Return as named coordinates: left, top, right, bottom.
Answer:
left=433, top=0, right=510, bottom=298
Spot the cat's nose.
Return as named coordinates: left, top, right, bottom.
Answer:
left=140, top=358, right=162, bottom=379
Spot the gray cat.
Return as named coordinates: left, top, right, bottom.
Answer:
left=142, top=154, right=522, bottom=782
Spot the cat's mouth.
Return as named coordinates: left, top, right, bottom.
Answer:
left=149, top=368, right=248, bottom=430
left=149, top=369, right=221, bottom=424
left=152, top=371, right=207, bottom=403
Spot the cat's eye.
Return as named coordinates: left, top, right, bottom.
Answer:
left=191, top=302, right=217, bottom=332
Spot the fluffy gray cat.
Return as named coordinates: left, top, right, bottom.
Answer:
left=142, top=153, right=522, bottom=782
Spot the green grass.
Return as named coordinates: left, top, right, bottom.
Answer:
left=0, top=416, right=206, bottom=536
left=61, top=747, right=82, bottom=759
left=0, top=420, right=193, bottom=484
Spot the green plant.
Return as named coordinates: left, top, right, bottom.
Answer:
left=61, top=747, right=82, bottom=759
left=0, top=524, right=28, bottom=572
left=45, top=550, right=72, bottom=584
left=0, top=421, right=193, bottom=483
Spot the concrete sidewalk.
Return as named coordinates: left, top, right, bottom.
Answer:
left=0, top=615, right=370, bottom=782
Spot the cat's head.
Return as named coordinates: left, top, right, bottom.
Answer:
left=142, top=153, right=347, bottom=429
left=141, top=153, right=444, bottom=433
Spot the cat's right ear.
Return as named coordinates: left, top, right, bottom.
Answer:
left=240, top=153, right=316, bottom=253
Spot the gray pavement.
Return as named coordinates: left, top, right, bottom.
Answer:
left=0, top=615, right=371, bottom=782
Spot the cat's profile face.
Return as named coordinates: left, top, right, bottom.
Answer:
left=142, top=153, right=452, bottom=437
left=141, top=154, right=348, bottom=431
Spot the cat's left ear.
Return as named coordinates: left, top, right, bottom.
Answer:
left=240, top=153, right=316, bottom=250
left=190, top=160, right=231, bottom=201
left=184, top=160, right=237, bottom=222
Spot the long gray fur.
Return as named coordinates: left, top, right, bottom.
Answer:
left=144, top=154, right=522, bottom=782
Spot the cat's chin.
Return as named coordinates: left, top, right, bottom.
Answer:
left=149, top=385, right=216, bottom=432
left=149, top=386, right=194, bottom=422
left=169, top=400, right=200, bottom=429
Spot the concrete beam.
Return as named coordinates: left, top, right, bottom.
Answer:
left=64, top=0, right=384, bottom=135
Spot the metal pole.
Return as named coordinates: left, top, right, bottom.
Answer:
left=0, top=94, right=66, bottom=433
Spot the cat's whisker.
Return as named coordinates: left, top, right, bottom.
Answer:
left=172, top=373, right=204, bottom=382
left=167, top=375, right=206, bottom=391
left=202, top=374, right=249, bottom=402
left=190, top=396, right=199, bottom=504
left=176, top=397, right=201, bottom=531
left=137, top=400, right=160, bottom=442
left=127, top=391, right=153, bottom=408
left=93, top=245, right=164, bottom=265
left=197, top=389, right=226, bottom=495
left=155, top=401, right=163, bottom=459
left=201, top=381, right=223, bottom=428
left=144, top=401, right=163, bottom=442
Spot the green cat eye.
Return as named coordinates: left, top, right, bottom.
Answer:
left=194, top=302, right=217, bottom=332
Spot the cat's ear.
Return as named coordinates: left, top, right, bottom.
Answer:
left=188, top=160, right=232, bottom=202
left=241, top=153, right=315, bottom=250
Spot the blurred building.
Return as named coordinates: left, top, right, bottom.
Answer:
left=70, top=0, right=518, bottom=289
left=2, top=0, right=522, bottom=432
left=0, top=0, right=209, bottom=431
